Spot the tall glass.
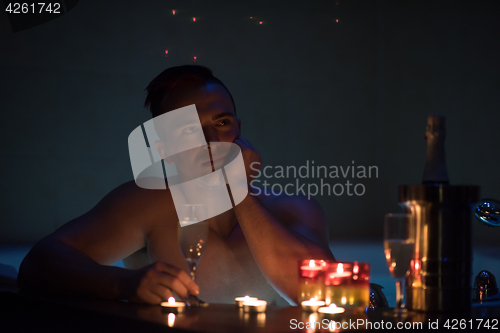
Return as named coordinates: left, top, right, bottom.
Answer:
left=178, top=204, right=209, bottom=306
left=383, top=213, right=415, bottom=312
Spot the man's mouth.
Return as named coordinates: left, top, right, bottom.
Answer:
left=201, top=156, right=225, bottom=170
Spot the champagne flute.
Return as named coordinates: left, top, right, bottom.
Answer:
left=178, top=204, right=209, bottom=306
left=383, top=213, right=415, bottom=312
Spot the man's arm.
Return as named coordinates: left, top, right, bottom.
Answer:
left=17, top=181, right=199, bottom=304
left=233, top=135, right=334, bottom=305
left=233, top=192, right=334, bottom=305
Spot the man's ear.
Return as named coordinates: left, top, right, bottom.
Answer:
left=154, top=140, right=175, bottom=165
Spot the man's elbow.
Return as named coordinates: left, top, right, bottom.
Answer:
left=16, top=251, right=40, bottom=290
left=16, top=241, right=54, bottom=291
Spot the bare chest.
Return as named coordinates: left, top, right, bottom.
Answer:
left=147, top=224, right=287, bottom=305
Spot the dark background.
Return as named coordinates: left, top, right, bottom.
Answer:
left=1, top=0, right=499, bottom=245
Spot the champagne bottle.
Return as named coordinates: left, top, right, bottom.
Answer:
left=422, top=113, right=449, bottom=185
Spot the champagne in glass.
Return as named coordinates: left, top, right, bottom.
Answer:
left=384, top=240, right=415, bottom=279
left=178, top=204, right=208, bottom=306
left=383, top=213, right=415, bottom=312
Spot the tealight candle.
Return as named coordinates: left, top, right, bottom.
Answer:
left=328, top=263, right=352, bottom=280
left=235, top=295, right=259, bottom=307
left=243, top=300, right=267, bottom=313
left=301, top=298, right=326, bottom=312
left=324, top=262, right=370, bottom=309
left=318, top=303, right=345, bottom=314
left=298, top=259, right=328, bottom=302
left=300, top=261, right=324, bottom=279
left=160, top=297, right=185, bottom=313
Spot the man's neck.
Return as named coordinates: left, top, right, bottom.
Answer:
left=168, top=173, right=240, bottom=239
left=208, top=209, right=239, bottom=240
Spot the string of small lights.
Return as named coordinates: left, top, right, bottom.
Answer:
left=165, top=2, right=340, bottom=61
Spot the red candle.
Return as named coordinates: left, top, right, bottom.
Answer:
left=300, top=259, right=325, bottom=278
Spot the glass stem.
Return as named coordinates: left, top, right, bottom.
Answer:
left=396, top=278, right=405, bottom=309
left=187, top=261, right=197, bottom=283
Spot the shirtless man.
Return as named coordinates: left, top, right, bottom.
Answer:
left=17, top=65, right=334, bottom=306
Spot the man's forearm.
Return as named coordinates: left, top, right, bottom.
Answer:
left=17, top=238, right=132, bottom=300
left=233, top=193, right=334, bottom=304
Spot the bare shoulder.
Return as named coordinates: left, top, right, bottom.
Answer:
left=257, top=190, right=326, bottom=223
left=50, top=178, right=178, bottom=265
left=91, top=179, right=177, bottom=225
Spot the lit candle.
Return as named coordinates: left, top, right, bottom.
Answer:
left=235, top=295, right=258, bottom=307
left=160, top=297, right=185, bottom=313
left=324, top=262, right=370, bottom=309
left=300, top=259, right=324, bottom=278
left=318, top=303, right=345, bottom=314
left=243, top=300, right=267, bottom=313
left=328, top=263, right=352, bottom=279
left=301, top=298, right=326, bottom=312
left=298, top=259, right=328, bottom=302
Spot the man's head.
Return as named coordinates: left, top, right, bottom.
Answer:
left=145, top=65, right=240, bottom=181
left=144, top=65, right=236, bottom=118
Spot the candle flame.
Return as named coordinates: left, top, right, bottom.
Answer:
left=309, top=260, right=315, bottom=267
left=337, top=263, right=344, bottom=273
left=353, top=265, right=359, bottom=274
left=168, top=297, right=175, bottom=304
left=329, top=303, right=337, bottom=309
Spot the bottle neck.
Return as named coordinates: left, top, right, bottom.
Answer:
left=422, top=115, right=449, bottom=185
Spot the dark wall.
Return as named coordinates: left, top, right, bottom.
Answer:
left=1, top=0, right=499, bottom=245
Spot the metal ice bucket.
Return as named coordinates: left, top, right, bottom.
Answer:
left=399, top=185, right=480, bottom=312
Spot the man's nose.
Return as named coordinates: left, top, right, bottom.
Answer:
left=202, top=126, right=219, bottom=143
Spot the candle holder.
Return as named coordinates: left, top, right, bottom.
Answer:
left=298, top=259, right=327, bottom=302
left=301, top=298, right=326, bottom=312
left=243, top=300, right=267, bottom=313
left=235, top=296, right=258, bottom=307
left=160, top=297, right=186, bottom=313
left=324, top=262, right=370, bottom=311
left=318, top=303, right=345, bottom=314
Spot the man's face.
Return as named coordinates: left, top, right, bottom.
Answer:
left=155, top=83, right=240, bottom=180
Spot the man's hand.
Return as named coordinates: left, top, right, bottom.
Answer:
left=233, top=135, right=262, bottom=183
left=125, top=261, right=199, bottom=304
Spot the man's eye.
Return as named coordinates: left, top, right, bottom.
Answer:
left=182, top=126, right=198, bottom=134
left=217, top=119, right=230, bottom=126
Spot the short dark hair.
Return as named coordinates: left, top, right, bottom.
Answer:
left=144, top=65, right=236, bottom=118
